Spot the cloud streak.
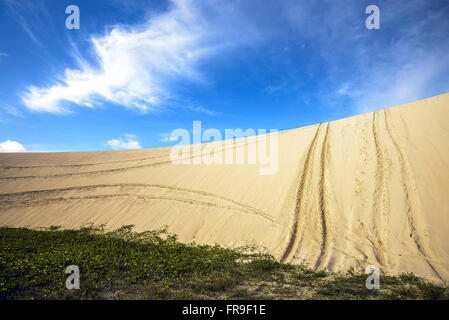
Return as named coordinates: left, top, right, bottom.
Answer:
left=21, top=0, right=256, bottom=114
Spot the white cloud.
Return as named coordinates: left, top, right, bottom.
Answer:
left=159, top=133, right=178, bottom=142
left=0, top=52, right=7, bottom=57
left=106, top=134, right=141, bottom=150
left=21, top=0, right=255, bottom=114
left=0, top=140, right=27, bottom=152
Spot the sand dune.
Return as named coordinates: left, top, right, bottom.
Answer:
left=1, top=93, right=449, bottom=283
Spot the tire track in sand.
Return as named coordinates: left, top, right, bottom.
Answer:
left=372, top=111, right=389, bottom=268
left=0, top=133, right=284, bottom=181
left=0, top=153, right=171, bottom=169
left=280, top=124, right=322, bottom=263
left=0, top=194, right=270, bottom=218
left=0, top=183, right=278, bottom=225
left=0, top=130, right=294, bottom=170
left=383, top=109, right=444, bottom=282
left=315, top=122, right=331, bottom=270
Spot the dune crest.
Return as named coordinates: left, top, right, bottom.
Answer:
left=1, top=93, right=449, bottom=283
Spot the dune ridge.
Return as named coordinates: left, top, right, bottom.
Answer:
left=1, top=93, right=449, bottom=283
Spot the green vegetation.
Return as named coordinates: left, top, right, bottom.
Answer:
left=1, top=225, right=447, bottom=300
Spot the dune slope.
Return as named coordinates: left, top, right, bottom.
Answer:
left=1, top=93, right=449, bottom=283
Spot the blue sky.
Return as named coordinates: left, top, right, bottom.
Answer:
left=1, top=0, right=449, bottom=152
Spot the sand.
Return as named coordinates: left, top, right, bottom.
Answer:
left=1, top=93, right=449, bottom=284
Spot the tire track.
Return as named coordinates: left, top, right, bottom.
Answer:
left=372, top=111, right=389, bottom=268
left=280, top=124, right=322, bottom=263
left=0, top=183, right=278, bottom=225
left=383, top=109, right=444, bottom=282
left=0, top=159, right=174, bottom=180
left=315, top=122, right=331, bottom=269
left=0, top=153, right=171, bottom=169
left=0, top=133, right=281, bottom=180
left=0, top=130, right=292, bottom=171
left=0, top=193, right=261, bottom=216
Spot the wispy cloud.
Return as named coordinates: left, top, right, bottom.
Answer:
left=0, top=140, right=27, bottom=153
left=283, top=0, right=449, bottom=113
left=336, top=83, right=350, bottom=96
left=264, top=85, right=283, bottom=95
left=185, top=105, right=215, bottom=116
left=4, top=0, right=46, bottom=47
left=2, top=105, right=24, bottom=118
left=21, top=0, right=257, bottom=114
left=106, top=134, right=142, bottom=150
left=159, top=133, right=178, bottom=143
